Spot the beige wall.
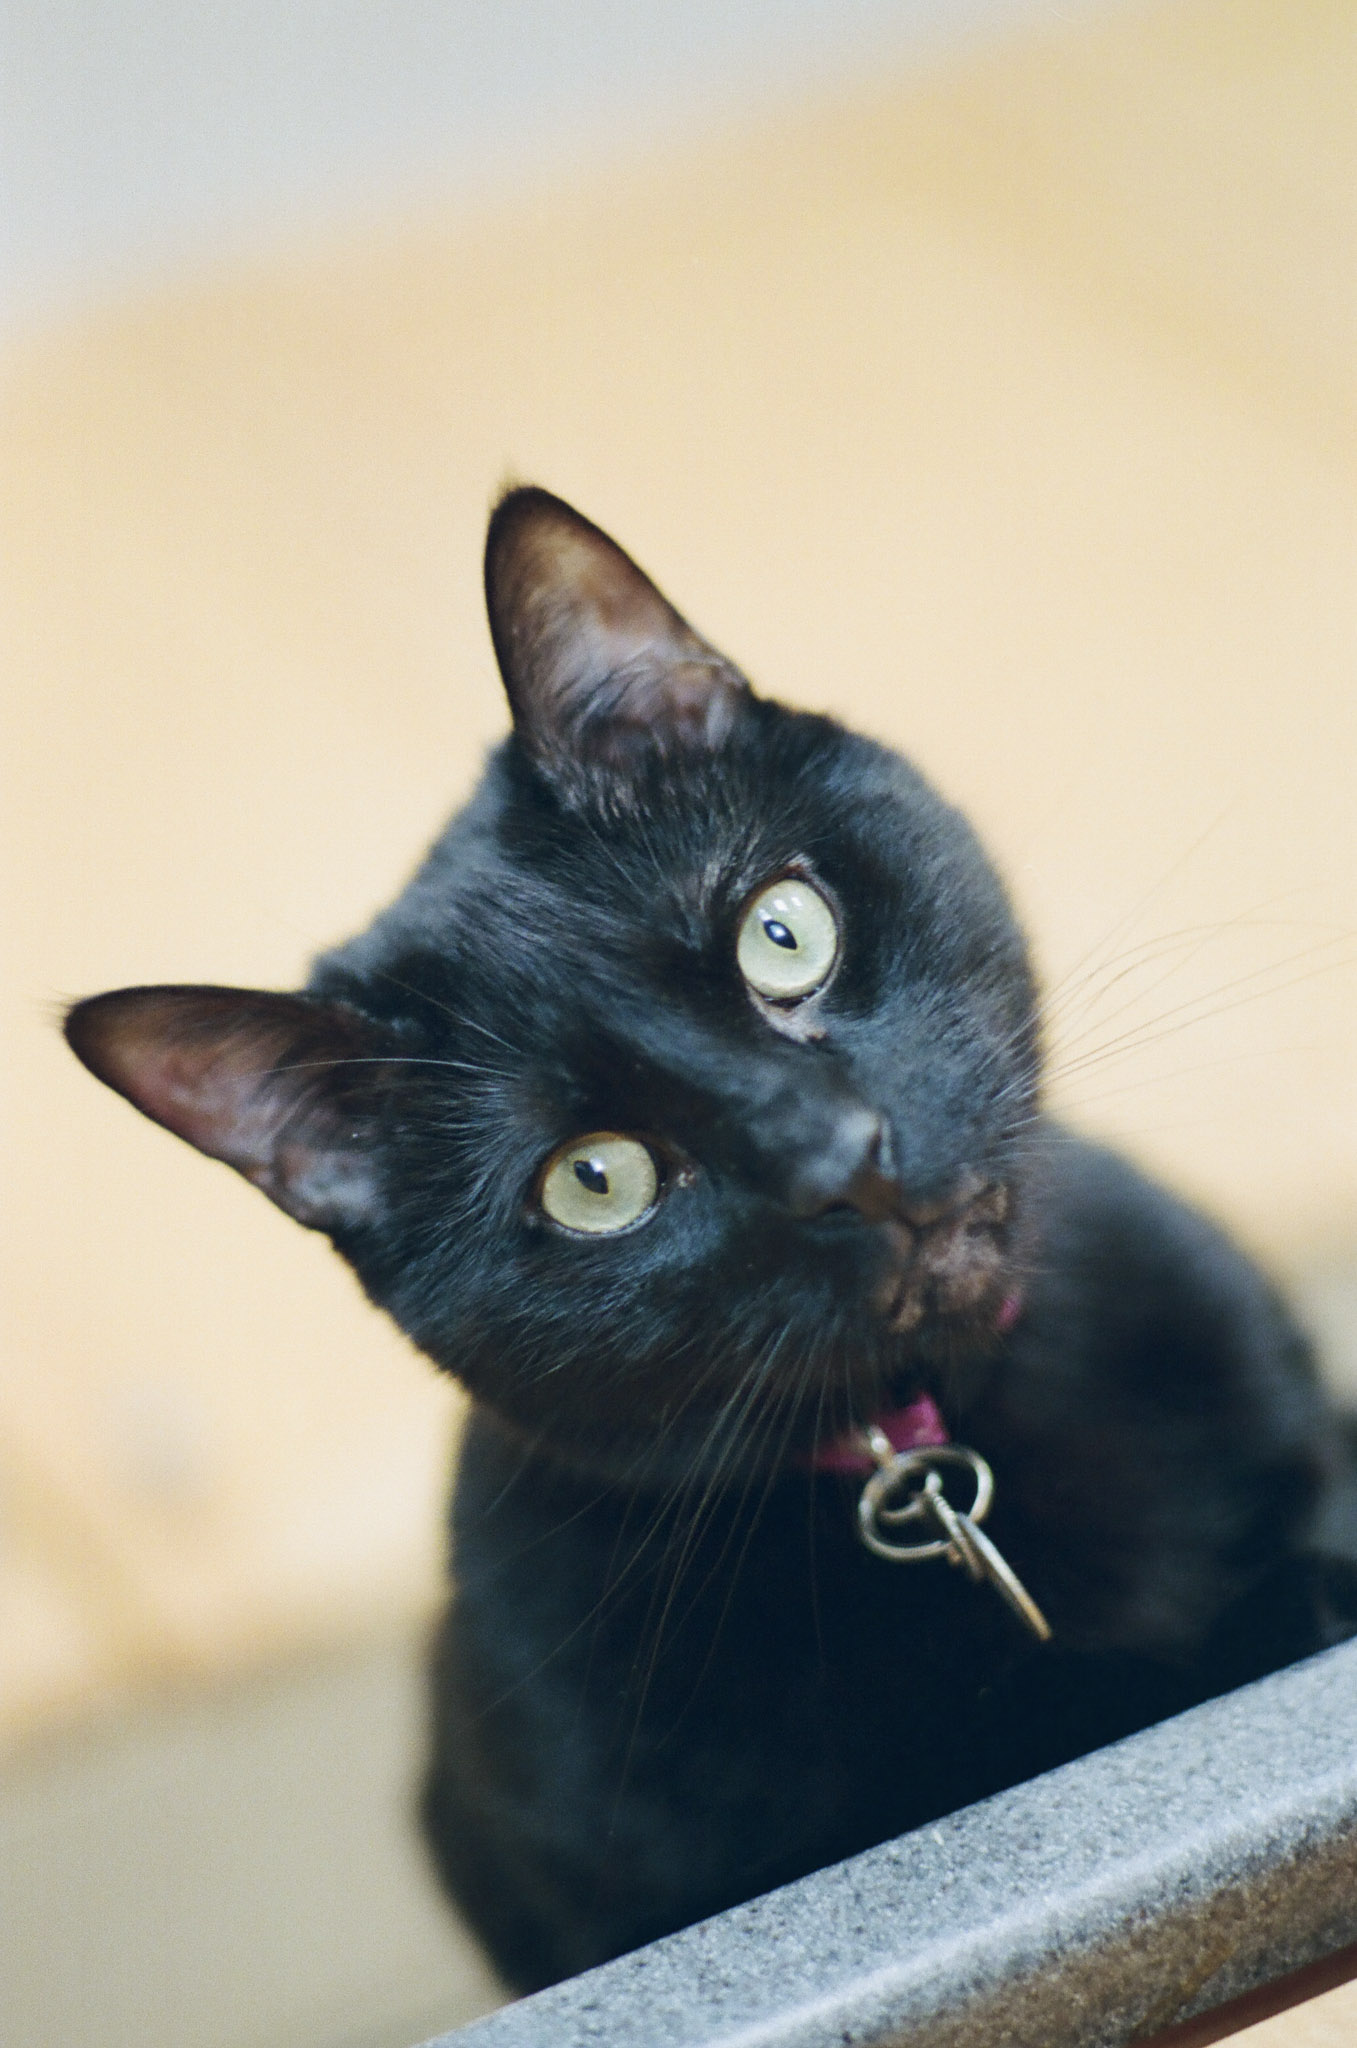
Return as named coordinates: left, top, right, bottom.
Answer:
left=3, top=0, right=1355, bottom=1748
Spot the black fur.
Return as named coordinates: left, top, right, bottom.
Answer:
left=65, top=488, right=1357, bottom=1993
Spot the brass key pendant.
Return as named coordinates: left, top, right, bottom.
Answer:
left=855, top=1432, right=1053, bottom=1643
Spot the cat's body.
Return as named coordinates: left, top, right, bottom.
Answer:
left=66, top=489, right=1357, bottom=1994
left=424, top=1140, right=1341, bottom=1990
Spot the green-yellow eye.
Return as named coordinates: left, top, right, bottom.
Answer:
left=539, top=1133, right=660, bottom=1235
left=737, top=877, right=839, bottom=1000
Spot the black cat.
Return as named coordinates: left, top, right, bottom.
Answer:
left=66, top=487, right=1357, bottom=1994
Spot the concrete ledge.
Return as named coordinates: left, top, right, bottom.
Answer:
left=426, top=1637, right=1357, bottom=2047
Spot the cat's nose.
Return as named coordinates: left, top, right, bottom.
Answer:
left=787, top=1110, right=905, bottom=1222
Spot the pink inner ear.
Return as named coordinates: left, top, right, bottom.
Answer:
left=65, top=984, right=385, bottom=1231
left=131, top=1028, right=275, bottom=1169
left=68, top=986, right=301, bottom=1168
left=484, top=485, right=750, bottom=771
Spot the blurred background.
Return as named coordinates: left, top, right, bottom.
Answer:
left=3, top=2, right=1355, bottom=2044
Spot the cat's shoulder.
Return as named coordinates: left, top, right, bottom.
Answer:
left=1037, top=1130, right=1300, bottom=1337
left=1003, top=1127, right=1321, bottom=1451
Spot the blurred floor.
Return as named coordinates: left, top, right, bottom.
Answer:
left=0, top=1627, right=502, bottom=2048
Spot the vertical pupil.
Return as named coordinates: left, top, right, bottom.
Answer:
left=762, top=915, right=798, bottom=951
left=574, top=1158, right=610, bottom=1196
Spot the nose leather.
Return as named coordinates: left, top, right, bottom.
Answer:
left=783, top=1106, right=889, bottom=1219
left=790, top=1112, right=985, bottom=1228
left=837, top=1150, right=908, bottom=1224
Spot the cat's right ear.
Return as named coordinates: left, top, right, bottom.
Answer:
left=485, top=486, right=751, bottom=790
left=64, top=986, right=395, bottom=1234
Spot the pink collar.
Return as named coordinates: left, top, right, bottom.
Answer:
left=807, top=1289, right=1023, bottom=1478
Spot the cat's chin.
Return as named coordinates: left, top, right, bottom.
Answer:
left=471, top=1397, right=839, bottom=1493
left=878, top=1274, right=1007, bottom=1335
left=871, top=1209, right=1012, bottom=1336
left=461, top=1304, right=1013, bottom=1492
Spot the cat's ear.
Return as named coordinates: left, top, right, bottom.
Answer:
left=485, top=487, right=751, bottom=784
left=64, top=986, right=393, bottom=1234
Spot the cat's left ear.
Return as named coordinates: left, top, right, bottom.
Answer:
left=484, top=486, right=751, bottom=786
left=65, top=985, right=395, bottom=1234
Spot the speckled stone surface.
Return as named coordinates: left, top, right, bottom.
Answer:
left=423, top=1638, right=1357, bottom=2048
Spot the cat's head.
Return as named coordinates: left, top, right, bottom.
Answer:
left=66, top=488, right=1041, bottom=1485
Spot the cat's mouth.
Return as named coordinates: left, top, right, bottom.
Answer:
left=871, top=1182, right=1011, bottom=1333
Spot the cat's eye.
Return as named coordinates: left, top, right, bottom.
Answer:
left=539, top=1133, right=660, bottom=1235
left=737, top=877, right=839, bottom=1001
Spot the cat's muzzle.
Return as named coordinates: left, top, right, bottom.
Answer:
left=871, top=1182, right=1011, bottom=1332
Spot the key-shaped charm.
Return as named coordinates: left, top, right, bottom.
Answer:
left=856, top=1434, right=1053, bottom=1642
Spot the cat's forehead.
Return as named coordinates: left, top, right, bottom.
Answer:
left=498, top=717, right=927, bottom=920
left=316, top=711, right=990, bottom=1053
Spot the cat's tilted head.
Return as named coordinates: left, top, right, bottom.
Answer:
left=66, top=489, right=1042, bottom=1484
